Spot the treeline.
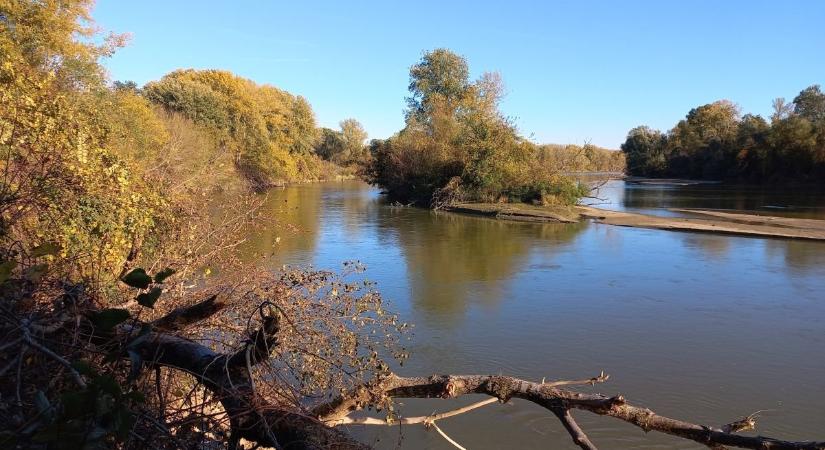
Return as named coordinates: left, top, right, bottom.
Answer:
left=143, top=70, right=367, bottom=187
left=537, top=143, right=625, bottom=173
left=0, top=0, right=366, bottom=291
left=365, top=49, right=591, bottom=207
left=621, top=87, right=825, bottom=182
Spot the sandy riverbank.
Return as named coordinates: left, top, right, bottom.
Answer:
left=443, top=203, right=825, bottom=240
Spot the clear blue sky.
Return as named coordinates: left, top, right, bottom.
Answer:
left=93, top=0, right=825, bottom=148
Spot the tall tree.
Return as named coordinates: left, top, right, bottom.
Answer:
left=793, top=85, right=825, bottom=123
left=339, top=118, right=368, bottom=163
left=405, top=48, right=471, bottom=124
left=771, top=97, right=794, bottom=123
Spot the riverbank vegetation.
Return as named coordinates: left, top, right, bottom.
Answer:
left=365, top=49, right=612, bottom=207
left=2, top=2, right=823, bottom=449
left=0, top=1, right=402, bottom=448
left=621, top=88, right=825, bottom=182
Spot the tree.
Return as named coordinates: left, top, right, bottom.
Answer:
left=621, top=89, right=825, bottom=182
left=0, top=0, right=127, bottom=88
left=771, top=97, right=794, bottom=123
left=734, top=114, right=771, bottom=180
left=666, top=100, right=740, bottom=179
left=369, top=49, right=585, bottom=206
left=405, top=48, right=471, bottom=124
left=793, top=85, right=825, bottom=123
left=312, top=120, right=368, bottom=165
left=314, top=127, right=345, bottom=161
left=339, top=118, right=368, bottom=164
left=2, top=5, right=824, bottom=448
left=144, top=70, right=321, bottom=186
left=113, top=80, right=139, bottom=93
left=621, top=126, right=669, bottom=177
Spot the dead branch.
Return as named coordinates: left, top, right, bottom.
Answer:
left=551, top=408, right=597, bottom=450
left=331, top=397, right=498, bottom=426
left=314, top=373, right=825, bottom=450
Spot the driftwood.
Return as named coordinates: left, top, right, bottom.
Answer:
left=106, top=298, right=825, bottom=450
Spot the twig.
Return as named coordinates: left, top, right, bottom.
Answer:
left=22, top=325, right=86, bottom=388
left=430, top=421, right=467, bottom=450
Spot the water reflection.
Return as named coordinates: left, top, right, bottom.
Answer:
left=238, top=185, right=324, bottom=261
left=385, top=211, right=586, bottom=321
left=765, top=239, right=825, bottom=273
left=680, top=234, right=732, bottom=260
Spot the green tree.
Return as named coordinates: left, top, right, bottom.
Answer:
left=621, top=126, right=668, bottom=177
left=734, top=114, right=771, bottom=180
left=314, top=128, right=345, bottom=161
left=792, top=85, right=825, bottom=123
left=368, top=49, right=586, bottom=206
left=622, top=88, right=825, bottom=182
left=667, top=100, right=740, bottom=178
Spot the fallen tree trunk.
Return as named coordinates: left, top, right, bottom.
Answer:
left=117, top=298, right=370, bottom=450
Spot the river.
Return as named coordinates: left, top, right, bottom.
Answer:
left=241, top=179, right=825, bottom=449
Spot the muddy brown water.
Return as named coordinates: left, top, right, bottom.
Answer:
left=239, top=180, right=825, bottom=449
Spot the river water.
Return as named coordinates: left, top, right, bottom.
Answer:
left=243, top=180, right=825, bottom=449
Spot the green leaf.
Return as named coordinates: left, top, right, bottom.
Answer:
left=0, top=260, right=17, bottom=284
left=153, top=267, right=176, bottom=283
left=91, top=309, right=130, bottom=332
left=120, top=268, right=152, bottom=289
left=31, top=242, right=60, bottom=257
left=136, top=287, right=162, bottom=308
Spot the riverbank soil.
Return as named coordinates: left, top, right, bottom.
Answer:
left=445, top=203, right=825, bottom=240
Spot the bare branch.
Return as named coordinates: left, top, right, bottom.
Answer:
left=331, top=397, right=498, bottom=426
left=319, top=373, right=825, bottom=450
left=22, top=324, right=86, bottom=388
left=552, top=408, right=597, bottom=450
left=430, top=421, right=467, bottom=450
